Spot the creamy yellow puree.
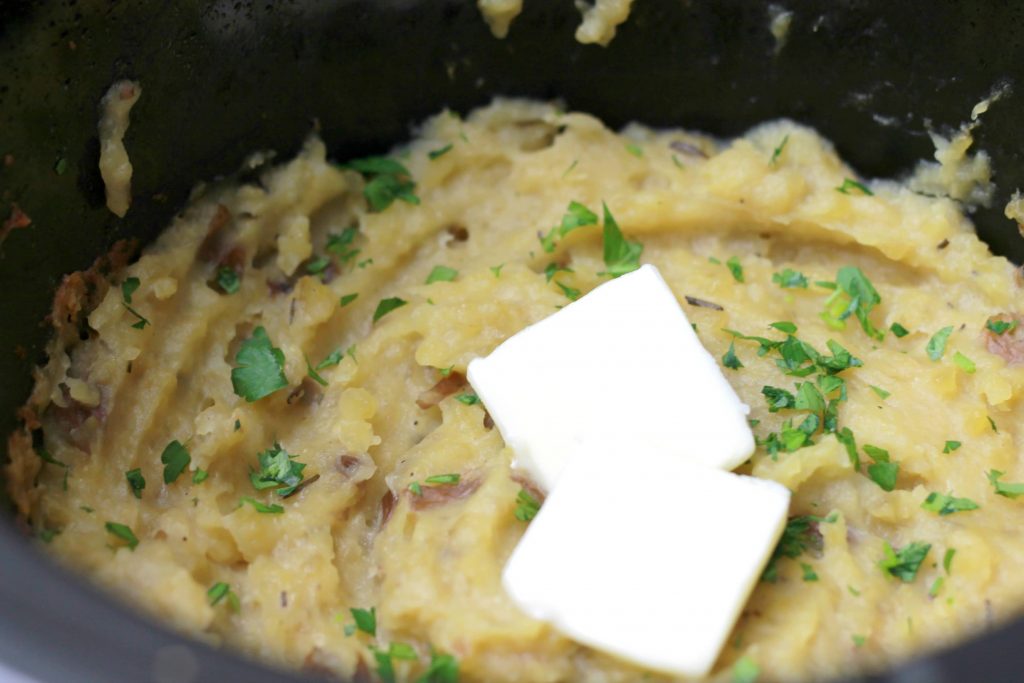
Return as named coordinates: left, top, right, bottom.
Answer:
left=8, top=99, right=1024, bottom=682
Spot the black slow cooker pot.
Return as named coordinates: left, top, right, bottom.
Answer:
left=1, top=2, right=1023, bottom=681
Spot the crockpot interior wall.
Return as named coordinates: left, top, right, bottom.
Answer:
left=0, top=1, right=1023, bottom=682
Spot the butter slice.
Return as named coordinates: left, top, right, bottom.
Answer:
left=467, top=264, right=754, bottom=491
left=502, top=451, right=790, bottom=677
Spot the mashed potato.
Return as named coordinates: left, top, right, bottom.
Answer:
left=8, top=100, right=1024, bottom=682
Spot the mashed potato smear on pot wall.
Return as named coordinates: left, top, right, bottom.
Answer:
left=8, top=99, right=1024, bottom=682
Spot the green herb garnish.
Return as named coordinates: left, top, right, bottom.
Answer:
left=732, top=656, right=760, bottom=683
left=772, top=268, right=807, bottom=288
left=350, top=607, right=376, bottom=636
left=240, top=497, right=284, bottom=514
left=922, top=492, right=979, bottom=516
left=556, top=281, right=580, bottom=301
left=821, top=266, right=883, bottom=339
left=943, top=440, right=961, bottom=454
left=836, top=178, right=874, bottom=196
left=514, top=488, right=541, bottom=522
left=455, top=393, right=479, bottom=405
left=416, top=652, right=459, bottom=683
left=722, top=342, right=743, bottom=370
left=305, top=354, right=328, bottom=387
left=926, top=326, right=954, bottom=361
left=864, top=444, right=898, bottom=491
left=216, top=267, right=241, bottom=294
left=373, top=297, right=407, bottom=323
left=890, top=322, right=910, bottom=337
left=208, top=582, right=240, bottom=611
left=339, top=292, right=359, bottom=307
left=125, top=468, right=145, bottom=499
left=105, top=521, right=139, bottom=550
left=424, top=474, right=460, bottom=485
left=726, top=256, right=744, bottom=283
left=426, top=265, right=458, bottom=284
left=988, top=469, right=1024, bottom=498
left=250, top=443, right=306, bottom=496
left=869, top=385, right=890, bottom=400
left=326, top=226, right=360, bottom=262
left=879, top=541, right=931, bottom=582
left=428, top=144, right=453, bottom=160
left=192, top=469, right=208, bottom=484
left=986, top=319, right=1018, bottom=335
left=952, top=351, right=976, bottom=373
left=800, top=563, right=819, bottom=582
left=345, top=156, right=419, bottom=212
left=601, top=202, right=643, bottom=277
left=770, top=134, right=789, bottom=166
left=160, top=440, right=191, bottom=485
left=231, top=326, right=288, bottom=402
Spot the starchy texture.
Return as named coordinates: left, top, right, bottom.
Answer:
left=98, top=80, right=141, bottom=218
left=8, top=99, right=1024, bottom=682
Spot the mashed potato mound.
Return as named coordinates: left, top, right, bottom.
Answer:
left=8, top=100, right=1024, bottom=682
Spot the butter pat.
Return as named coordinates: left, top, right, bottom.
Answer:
left=503, top=452, right=790, bottom=677
left=467, top=264, right=754, bottom=491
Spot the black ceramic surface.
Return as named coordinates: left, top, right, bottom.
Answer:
left=1, top=1, right=1022, bottom=681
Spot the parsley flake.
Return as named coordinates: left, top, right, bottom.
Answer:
left=339, top=292, right=359, bottom=307
left=836, top=178, right=874, bottom=196
left=762, top=512, right=836, bottom=581
left=514, top=488, right=541, bottom=522
left=726, top=256, right=744, bottom=283
left=762, top=385, right=796, bottom=412
left=864, top=444, right=898, bottom=491
left=305, top=354, right=328, bottom=387
left=417, top=652, right=459, bottom=683
left=821, top=267, right=883, bottom=339
left=105, top=521, right=139, bottom=550
left=316, top=349, right=344, bottom=371
left=922, top=492, right=979, bottom=516
left=869, top=385, right=891, bottom=400
left=125, top=468, right=145, bottom=498
left=408, top=482, right=422, bottom=496
left=988, top=469, right=1024, bottom=498
left=601, top=202, right=642, bottom=277
left=373, top=297, right=407, bottom=323
left=879, top=541, right=931, bottom=582
left=240, top=497, right=284, bottom=514
left=952, top=351, right=976, bottom=373
left=193, top=469, right=209, bottom=484
left=216, top=267, right=241, bottom=294
left=428, top=144, right=453, bottom=160
left=231, top=326, right=288, bottom=402
left=208, top=582, right=240, bottom=611
left=425, top=473, right=460, bottom=485
left=800, top=563, right=819, bottom=582
left=539, top=201, right=599, bottom=253
left=770, top=134, right=790, bottom=166
left=770, top=321, right=798, bottom=334
left=556, top=281, right=580, bottom=301
left=944, top=548, right=956, bottom=574
left=160, top=440, right=191, bottom=485
left=250, top=443, right=306, bottom=496
left=772, top=268, right=808, bottom=288
left=350, top=607, right=376, bottom=636
left=326, top=227, right=360, bottom=263
left=625, top=143, right=643, bottom=158
left=986, top=318, right=1018, bottom=335
left=722, top=342, right=743, bottom=370
left=544, top=262, right=574, bottom=282
left=121, top=277, right=140, bottom=304
left=345, top=156, right=419, bottom=212
left=426, top=265, right=458, bottom=284
left=490, top=263, right=504, bottom=277
left=455, top=393, right=479, bottom=405
left=732, top=656, right=760, bottom=683
left=943, top=440, right=961, bottom=454
left=890, top=322, right=910, bottom=337
left=926, top=326, right=954, bottom=361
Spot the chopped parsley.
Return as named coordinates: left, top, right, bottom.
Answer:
left=240, top=497, right=284, bottom=514
left=105, top=521, right=139, bottom=550
left=722, top=342, right=743, bottom=370
left=424, top=473, right=460, bottom=485
left=864, top=445, right=898, bottom=491
left=305, top=354, right=328, bottom=386
left=986, top=318, right=1018, bottom=335
left=216, top=267, right=241, bottom=294
left=38, top=528, right=60, bottom=543
left=556, top=281, right=580, bottom=301
left=122, top=277, right=141, bottom=303
left=794, top=381, right=825, bottom=413
left=490, top=264, right=504, bottom=277
left=852, top=634, right=866, bottom=648
left=250, top=443, right=306, bottom=496
left=987, top=469, right=1024, bottom=498
left=339, top=292, right=359, bottom=307
left=772, top=268, right=807, bottom=288
left=835, top=427, right=859, bottom=470
left=929, top=576, right=945, bottom=598
left=943, top=440, right=961, bottom=454
left=944, top=548, right=957, bottom=574
left=770, top=321, right=797, bottom=334
left=879, top=541, right=931, bottom=582
left=208, top=582, right=240, bottom=611
left=428, top=143, right=453, bottom=160
left=305, top=256, right=330, bottom=275
left=231, top=326, right=288, bottom=402
left=836, top=178, right=874, bottom=196
left=408, top=482, right=422, bottom=496
left=863, top=385, right=889, bottom=402
left=761, top=385, right=796, bottom=412
left=952, top=351, right=976, bottom=373
left=326, top=226, right=360, bottom=263
left=125, top=468, right=145, bottom=499
left=417, top=652, right=459, bottom=683
left=890, top=322, right=910, bottom=338
left=625, top=143, right=643, bottom=158
left=160, top=440, right=191, bottom=485
left=349, top=607, right=376, bottom=636
left=725, top=256, right=744, bottom=283
left=926, top=326, right=954, bottom=361
left=544, top=262, right=574, bottom=282
left=514, top=488, right=541, bottom=522
left=455, top=393, right=479, bottom=405
left=601, top=202, right=643, bottom=277
left=425, top=265, right=458, bottom=284
left=820, top=266, right=883, bottom=340
left=373, top=297, right=407, bottom=323
left=192, top=469, right=208, bottom=484
left=762, top=512, right=836, bottom=581
left=345, top=156, right=419, bottom=212
left=989, top=416, right=999, bottom=433
left=316, top=348, right=344, bottom=371
left=732, top=656, right=760, bottom=683
left=800, top=563, right=819, bottom=582
left=770, top=134, right=789, bottom=166
left=540, top=201, right=599, bottom=253
left=921, top=492, right=979, bottom=516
